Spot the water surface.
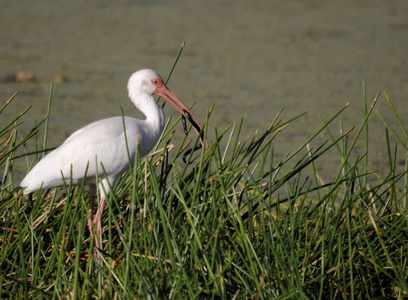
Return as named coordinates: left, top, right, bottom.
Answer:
left=1, top=0, right=408, bottom=182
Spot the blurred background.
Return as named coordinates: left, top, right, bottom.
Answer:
left=1, top=0, right=408, bottom=182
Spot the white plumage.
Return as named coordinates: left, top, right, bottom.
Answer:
left=20, top=68, right=203, bottom=258
left=21, top=116, right=157, bottom=196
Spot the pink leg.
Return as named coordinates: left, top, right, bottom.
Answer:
left=93, top=197, right=106, bottom=255
left=88, top=181, right=110, bottom=259
left=87, top=185, right=102, bottom=259
left=87, top=193, right=95, bottom=237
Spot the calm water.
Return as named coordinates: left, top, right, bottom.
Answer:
left=1, top=0, right=408, bottom=182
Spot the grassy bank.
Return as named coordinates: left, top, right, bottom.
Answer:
left=1, top=71, right=408, bottom=298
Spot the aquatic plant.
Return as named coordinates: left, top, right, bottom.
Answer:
left=1, top=54, right=407, bottom=299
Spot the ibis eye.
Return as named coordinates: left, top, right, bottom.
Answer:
left=152, top=79, right=159, bottom=85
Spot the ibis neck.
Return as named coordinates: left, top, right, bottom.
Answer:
left=130, top=91, right=165, bottom=137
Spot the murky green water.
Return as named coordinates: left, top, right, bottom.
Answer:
left=1, top=0, right=408, bottom=182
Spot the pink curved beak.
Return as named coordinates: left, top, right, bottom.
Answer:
left=155, top=84, right=207, bottom=148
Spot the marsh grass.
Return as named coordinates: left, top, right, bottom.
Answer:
left=1, top=63, right=408, bottom=298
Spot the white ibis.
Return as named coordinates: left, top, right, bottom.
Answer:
left=20, top=69, right=203, bottom=258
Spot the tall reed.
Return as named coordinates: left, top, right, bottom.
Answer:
left=0, top=52, right=407, bottom=298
